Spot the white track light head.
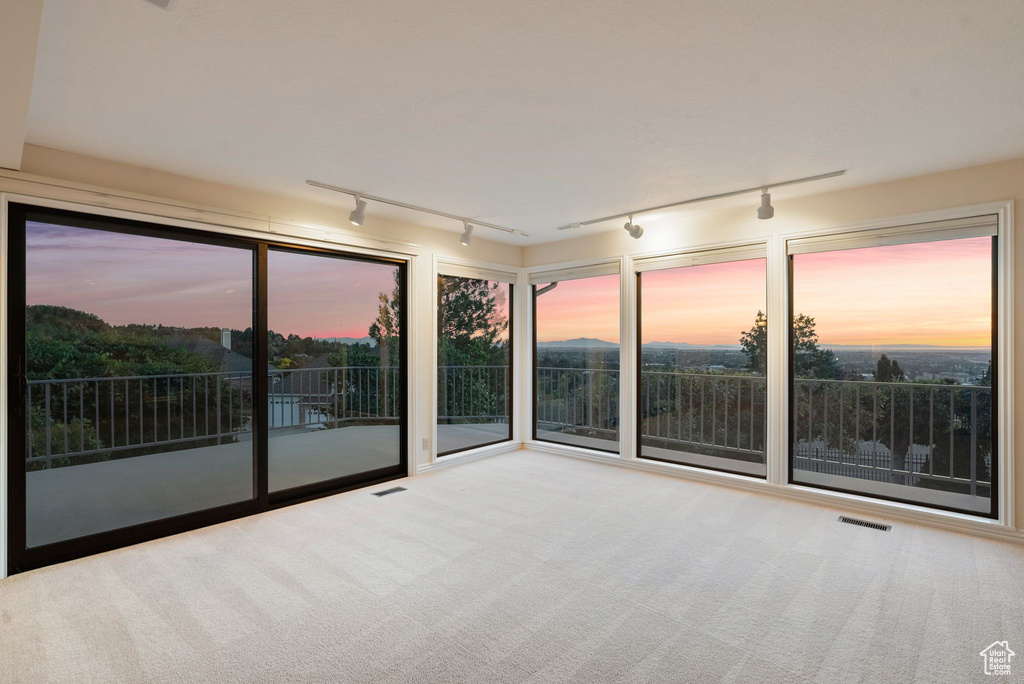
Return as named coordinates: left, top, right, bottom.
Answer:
left=623, top=216, right=644, bottom=239
left=460, top=221, right=473, bottom=246
left=349, top=196, right=368, bottom=226
left=757, top=190, right=774, bottom=220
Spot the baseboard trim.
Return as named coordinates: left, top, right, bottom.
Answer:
left=525, top=441, right=1024, bottom=545
left=417, top=441, right=524, bottom=474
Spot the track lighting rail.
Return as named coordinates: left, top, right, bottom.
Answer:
left=556, top=170, right=846, bottom=230
left=306, top=179, right=529, bottom=238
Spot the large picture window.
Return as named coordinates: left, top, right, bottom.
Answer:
left=789, top=229, right=996, bottom=516
left=436, top=274, right=512, bottom=455
left=637, top=255, right=768, bottom=476
left=533, top=273, right=620, bottom=452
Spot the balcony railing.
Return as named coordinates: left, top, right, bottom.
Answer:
left=26, top=365, right=993, bottom=499
left=793, top=378, right=992, bottom=495
left=640, top=371, right=767, bottom=456
left=544, top=369, right=991, bottom=496
left=438, top=365, right=510, bottom=423
left=27, top=366, right=403, bottom=469
left=536, top=367, right=619, bottom=438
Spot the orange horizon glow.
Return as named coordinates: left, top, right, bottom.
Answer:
left=793, top=237, right=991, bottom=348
left=540, top=238, right=992, bottom=350
left=640, top=259, right=766, bottom=347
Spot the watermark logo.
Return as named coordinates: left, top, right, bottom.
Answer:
left=980, top=641, right=1015, bottom=676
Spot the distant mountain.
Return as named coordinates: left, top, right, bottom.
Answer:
left=321, top=336, right=377, bottom=347
left=537, top=337, right=619, bottom=349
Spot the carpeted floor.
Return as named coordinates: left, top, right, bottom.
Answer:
left=2, top=450, right=1022, bottom=683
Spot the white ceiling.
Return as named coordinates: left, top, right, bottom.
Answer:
left=26, top=0, right=1024, bottom=244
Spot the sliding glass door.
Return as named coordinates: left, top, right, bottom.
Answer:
left=268, top=248, right=404, bottom=491
left=6, top=204, right=407, bottom=572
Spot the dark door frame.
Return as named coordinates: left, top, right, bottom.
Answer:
left=5, top=202, right=409, bottom=573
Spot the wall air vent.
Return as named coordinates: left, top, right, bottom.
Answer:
left=372, top=487, right=407, bottom=497
left=838, top=515, right=891, bottom=531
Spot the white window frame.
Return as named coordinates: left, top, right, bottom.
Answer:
left=524, top=202, right=1014, bottom=539
left=631, top=241, right=771, bottom=476
left=777, top=202, right=1013, bottom=526
left=427, top=256, right=523, bottom=471
left=525, top=257, right=627, bottom=456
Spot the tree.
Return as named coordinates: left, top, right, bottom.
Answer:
left=739, top=311, right=768, bottom=374
left=874, top=354, right=905, bottom=382
left=437, top=276, right=508, bottom=366
left=365, top=271, right=403, bottom=419
left=369, top=271, right=402, bottom=365
left=740, top=311, right=841, bottom=379
left=435, top=276, right=509, bottom=423
left=24, top=305, right=249, bottom=468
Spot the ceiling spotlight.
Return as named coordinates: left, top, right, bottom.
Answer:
left=460, top=221, right=474, bottom=246
left=349, top=196, right=368, bottom=226
left=623, top=215, right=643, bottom=239
left=757, top=189, right=774, bottom=220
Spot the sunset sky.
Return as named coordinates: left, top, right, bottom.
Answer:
left=541, top=236, right=991, bottom=349
left=535, top=274, right=620, bottom=343
left=26, top=222, right=992, bottom=349
left=793, top=236, right=991, bottom=348
left=26, top=222, right=397, bottom=339
left=641, top=259, right=766, bottom=346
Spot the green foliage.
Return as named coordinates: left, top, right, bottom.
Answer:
left=369, top=271, right=402, bottom=362
left=739, top=310, right=768, bottom=374
left=437, top=276, right=508, bottom=367
left=27, top=409, right=102, bottom=471
left=791, top=314, right=843, bottom=379
left=25, top=306, right=250, bottom=469
left=26, top=305, right=220, bottom=380
left=327, top=344, right=378, bottom=368
left=874, top=354, right=905, bottom=382
left=435, top=275, right=509, bottom=423
left=740, top=311, right=842, bottom=379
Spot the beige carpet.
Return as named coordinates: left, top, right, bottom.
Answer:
left=1, top=450, right=1022, bottom=683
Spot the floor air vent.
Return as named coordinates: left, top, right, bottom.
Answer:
left=372, top=486, right=407, bottom=497
left=838, top=515, right=891, bottom=531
